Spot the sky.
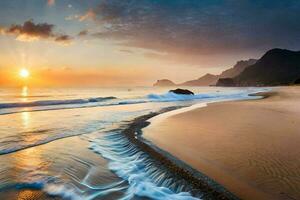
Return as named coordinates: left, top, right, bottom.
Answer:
left=0, top=0, right=300, bottom=87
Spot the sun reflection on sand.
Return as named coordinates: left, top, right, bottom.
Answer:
left=14, top=111, right=48, bottom=186
left=12, top=145, right=48, bottom=195
left=17, top=190, right=45, bottom=200
left=20, top=111, right=46, bottom=143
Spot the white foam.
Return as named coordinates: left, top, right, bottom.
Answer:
left=90, top=134, right=200, bottom=200
left=44, top=183, right=83, bottom=200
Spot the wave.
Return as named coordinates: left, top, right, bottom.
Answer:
left=0, top=88, right=268, bottom=115
left=0, top=96, right=116, bottom=109
left=89, top=132, right=200, bottom=200
left=147, top=88, right=270, bottom=102
left=0, top=178, right=128, bottom=200
left=0, top=131, right=201, bottom=200
left=0, top=130, right=89, bottom=155
left=147, top=92, right=218, bottom=102
left=0, top=92, right=204, bottom=110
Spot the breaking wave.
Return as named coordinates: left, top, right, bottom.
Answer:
left=0, top=88, right=268, bottom=115
left=89, top=132, right=200, bottom=200
left=0, top=96, right=116, bottom=109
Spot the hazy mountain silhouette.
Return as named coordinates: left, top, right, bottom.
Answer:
left=217, top=48, right=300, bottom=86
left=219, top=59, right=257, bottom=78
left=154, top=59, right=257, bottom=86
left=153, top=79, right=176, bottom=86
left=179, top=73, right=219, bottom=86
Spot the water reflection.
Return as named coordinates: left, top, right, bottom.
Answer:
left=21, top=86, right=28, bottom=102
left=21, top=111, right=30, bottom=130
left=20, top=111, right=46, bottom=145
left=15, top=111, right=47, bottom=183
left=12, top=144, right=48, bottom=187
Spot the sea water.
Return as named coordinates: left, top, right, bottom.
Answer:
left=0, top=86, right=268, bottom=199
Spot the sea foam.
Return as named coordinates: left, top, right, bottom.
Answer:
left=89, top=132, right=200, bottom=200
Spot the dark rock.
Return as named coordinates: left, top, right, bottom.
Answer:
left=169, top=88, right=194, bottom=95
left=294, top=78, right=300, bottom=84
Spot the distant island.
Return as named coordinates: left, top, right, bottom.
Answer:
left=154, top=48, right=300, bottom=87
left=153, top=79, right=176, bottom=87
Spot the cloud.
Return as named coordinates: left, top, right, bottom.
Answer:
left=84, top=0, right=300, bottom=57
left=54, top=34, right=73, bottom=45
left=4, top=20, right=54, bottom=41
left=1, top=20, right=73, bottom=45
left=47, top=0, right=55, bottom=6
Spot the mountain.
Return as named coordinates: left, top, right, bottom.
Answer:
left=219, top=59, right=257, bottom=78
left=153, top=79, right=176, bottom=86
left=216, top=78, right=236, bottom=86
left=153, top=59, right=256, bottom=87
left=176, top=59, right=256, bottom=87
left=180, top=73, right=219, bottom=86
left=217, top=48, right=300, bottom=86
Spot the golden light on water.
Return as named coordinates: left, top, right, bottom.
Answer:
left=21, top=86, right=28, bottom=102
left=19, top=68, right=30, bottom=78
left=21, top=111, right=30, bottom=129
left=21, top=86, right=28, bottom=96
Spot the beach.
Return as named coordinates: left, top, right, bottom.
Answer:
left=143, top=86, right=300, bottom=200
left=0, top=86, right=265, bottom=199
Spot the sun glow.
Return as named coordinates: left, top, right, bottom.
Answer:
left=19, top=68, right=30, bottom=78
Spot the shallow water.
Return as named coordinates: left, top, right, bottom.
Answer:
left=0, top=86, right=266, bottom=199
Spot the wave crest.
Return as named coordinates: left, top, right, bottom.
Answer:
left=147, top=92, right=216, bottom=102
left=0, top=96, right=116, bottom=109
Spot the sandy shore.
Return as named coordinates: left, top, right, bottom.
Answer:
left=143, top=86, right=300, bottom=200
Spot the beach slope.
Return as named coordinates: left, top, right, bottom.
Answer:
left=143, top=87, right=300, bottom=200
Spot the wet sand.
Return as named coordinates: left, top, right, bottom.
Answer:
left=143, top=86, right=300, bottom=200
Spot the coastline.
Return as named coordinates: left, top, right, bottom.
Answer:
left=0, top=88, right=266, bottom=200
left=142, top=86, right=300, bottom=200
left=121, top=106, right=239, bottom=199
left=115, top=89, right=273, bottom=199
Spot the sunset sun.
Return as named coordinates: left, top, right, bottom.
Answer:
left=19, top=68, right=30, bottom=78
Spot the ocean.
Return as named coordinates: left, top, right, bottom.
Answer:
left=0, top=86, right=266, bottom=199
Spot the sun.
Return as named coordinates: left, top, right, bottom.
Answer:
left=19, top=69, right=30, bottom=78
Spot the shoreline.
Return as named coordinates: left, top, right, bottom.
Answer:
left=142, top=86, right=300, bottom=200
left=121, top=106, right=240, bottom=199
left=118, top=90, right=273, bottom=199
